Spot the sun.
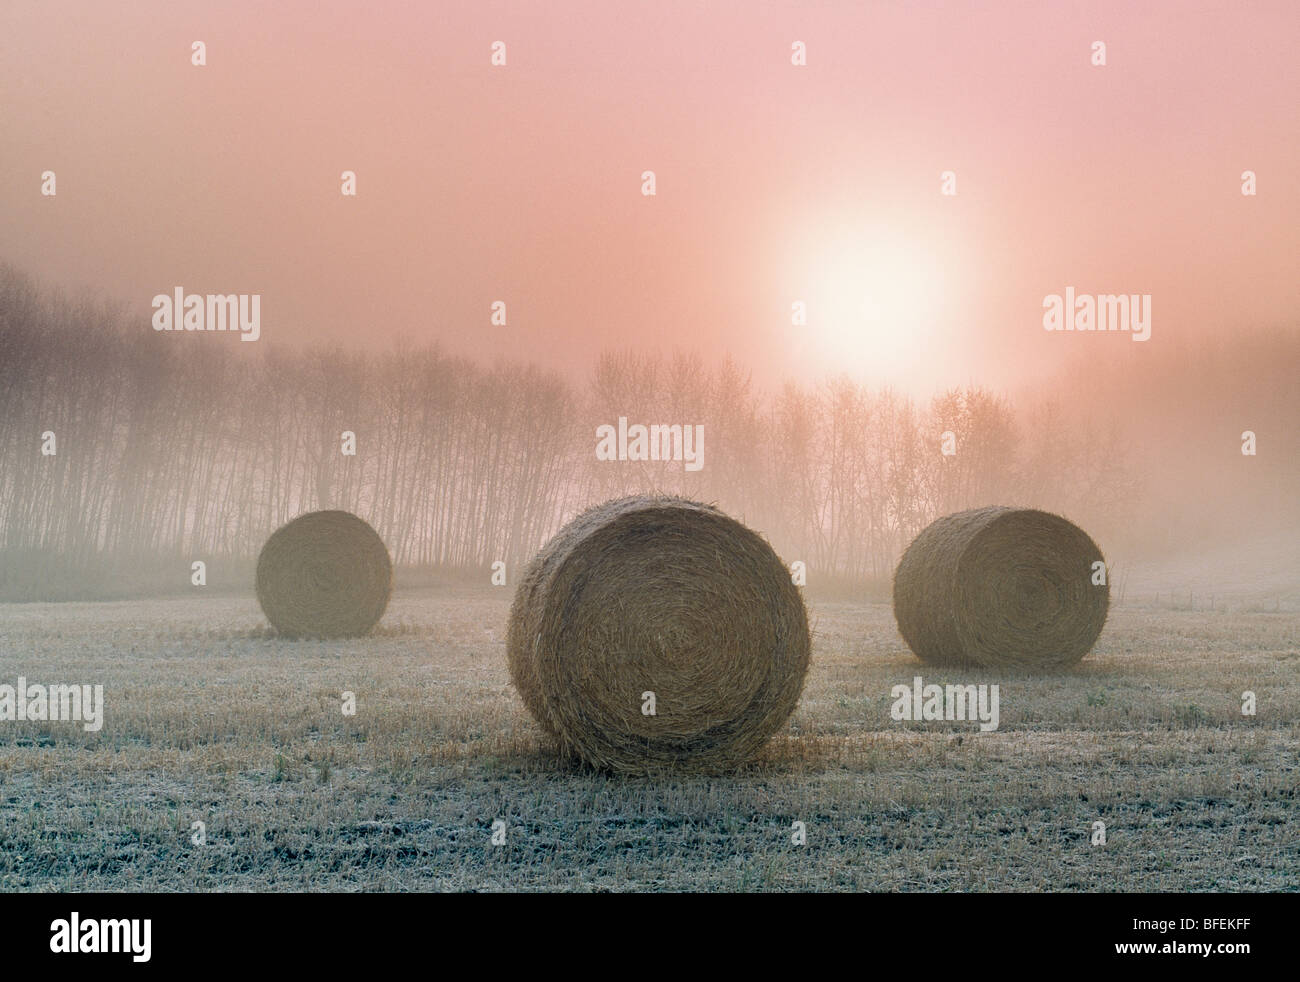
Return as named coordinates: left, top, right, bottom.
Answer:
left=805, top=229, right=948, bottom=377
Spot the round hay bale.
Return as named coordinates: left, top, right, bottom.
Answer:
left=255, top=510, right=392, bottom=639
left=507, top=496, right=810, bottom=774
left=892, top=506, right=1109, bottom=670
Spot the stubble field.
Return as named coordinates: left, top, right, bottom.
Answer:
left=0, top=588, right=1296, bottom=891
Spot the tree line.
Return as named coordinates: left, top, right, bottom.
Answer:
left=0, top=263, right=1142, bottom=595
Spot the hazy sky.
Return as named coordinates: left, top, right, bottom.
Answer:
left=3, top=0, right=1297, bottom=396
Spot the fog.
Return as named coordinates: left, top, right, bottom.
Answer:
left=1, top=0, right=1296, bottom=601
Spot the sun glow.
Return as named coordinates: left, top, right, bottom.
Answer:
left=804, top=229, right=950, bottom=378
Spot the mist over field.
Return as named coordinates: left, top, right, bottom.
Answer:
left=1, top=262, right=1296, bottom=606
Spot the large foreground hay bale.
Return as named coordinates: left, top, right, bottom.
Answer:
left=507, top=496, right=810, bottom=773
left=255, top=510, right=392, bottom=638
left=893, top=506, right=1108, bottom=670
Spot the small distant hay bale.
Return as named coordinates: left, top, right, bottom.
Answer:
left=255, top=510, right=392, bottom=639
left=507, top=496, right=810, bottom=774
left=893, top=506, right=1109, bottom=670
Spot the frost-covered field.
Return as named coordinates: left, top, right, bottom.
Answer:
left=0, top=589, right=1296, bottom=891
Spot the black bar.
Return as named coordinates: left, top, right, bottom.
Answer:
left=2, top=892, right=1289, bottom=969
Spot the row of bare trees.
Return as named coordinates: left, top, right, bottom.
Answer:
left=0, top=264, right=1142, bottom=593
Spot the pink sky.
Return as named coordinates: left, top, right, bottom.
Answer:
left=3, top=0, right=1297, bottom=397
